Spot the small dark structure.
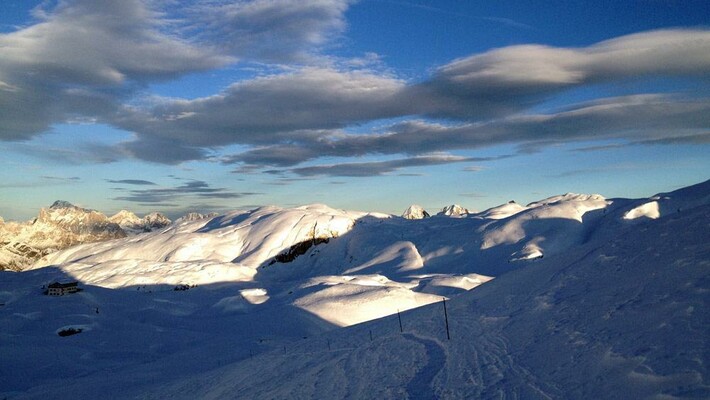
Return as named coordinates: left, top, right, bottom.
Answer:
left=58, top=327, right=83, bottom=337
left=47, top=281, right=79, bottom=296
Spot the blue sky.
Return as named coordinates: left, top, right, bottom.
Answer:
left=0, top=0, right=708, bottom=220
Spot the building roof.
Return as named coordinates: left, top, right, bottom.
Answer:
left=47, top=281, right=78, bottom=289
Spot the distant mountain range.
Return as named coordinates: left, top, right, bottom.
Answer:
left=0, top=201, right=215, bottom=271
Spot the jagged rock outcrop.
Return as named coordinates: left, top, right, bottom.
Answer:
left=402, top=205, right=430, bottom=219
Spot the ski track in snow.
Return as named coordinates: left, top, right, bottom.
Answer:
left=403, top=333, right=446, bottom=400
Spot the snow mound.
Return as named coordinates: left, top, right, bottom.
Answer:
left=213, top=288, right=269, bottom=312
left=480, top=192, right=610, bottom=261
left=294, top=275, right=442, bottom=326
left=526, top=193, right=606, bottom=208
left=623, top=201, right=660, bottom=220
left=415, top=273, right=493, bottom=296
left=477, top=200, right=527, bottom=219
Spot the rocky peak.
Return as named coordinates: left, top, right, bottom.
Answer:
left=402, top=205, right=430, bottom=220
left=438, top=204, right=470, bottom=217
left=144, top=212, right=171, bottom=229
left=1, top=202, right=126, bottom=271
left=50, top=200, right=79, bottom=210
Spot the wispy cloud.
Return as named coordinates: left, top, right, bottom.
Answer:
left=41, top=176, right=81, bottom=182
left=225, top=94, right=708, bottom=170
left=112, top=180, right=261, bottom=203
left=106, top=179, right=157, bottom=186
left=572, top=132, right=710, bottom=152
left=189, top=0, right=351, bottom=63
left=288, top=154, right=487, bottom=177
left=459, top=192, right=487, bottom=198
left=0, top=176, right=81, bottom=188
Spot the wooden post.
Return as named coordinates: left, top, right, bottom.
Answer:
left=397, top=309, right=403, bottom=333
left=442, top=297, right=450, bottom=340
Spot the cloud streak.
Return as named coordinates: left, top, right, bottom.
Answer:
left=225, top=94, right=710, bottom=169
left=287, top=153, right=498, bottom=177
left=106, top=179, right=157, bottom=185
left=112, top=180, right=261, bottom=204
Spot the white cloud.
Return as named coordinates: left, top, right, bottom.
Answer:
left=0, top=0, right=354, bottom=141
left=0, top=5, right=708, bottom=173
left=191, top=0, right=352, bottom=63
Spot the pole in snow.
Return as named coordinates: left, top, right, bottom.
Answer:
left=442, top=297, right=450, bottom=340
left=397, top=309, right=403, bottom=333
left=369, top=330, right=373, bottom=341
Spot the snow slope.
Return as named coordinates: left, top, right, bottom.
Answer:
left=148, top=200, right=709, bottom=399
left=1, top=180, right=708, bottom=399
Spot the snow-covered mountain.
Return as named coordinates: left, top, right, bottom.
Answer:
left=1, top=180, right=708, bottom=399
left=1, top=203, right=188, bottom=271
left=0, top=201, right=126, bottom=271
left=173, top=212, right=219, bottom=224
left=402, top=204, right=430, bottom=219
left=438, top=204, right=470, bottom=217
left=108, top=210, right=171, bottom=234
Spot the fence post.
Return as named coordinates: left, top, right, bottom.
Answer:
left=397, top=309, right=403, bottom=333
left=442, top=297, right=450, bottom=340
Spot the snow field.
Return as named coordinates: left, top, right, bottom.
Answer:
left=1, top=180, right=707, bottom=398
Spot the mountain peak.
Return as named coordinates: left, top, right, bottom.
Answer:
left=49, top=200, right=76, bottom=209
left=438, top=204, right=470, bottom=217
left=402, top=204, right=430, bottom=219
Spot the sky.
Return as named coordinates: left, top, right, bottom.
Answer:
left=0, top=0, right=708, bottom=221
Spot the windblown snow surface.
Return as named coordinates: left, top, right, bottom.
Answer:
left=1, top=182, right=709, bottom=399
